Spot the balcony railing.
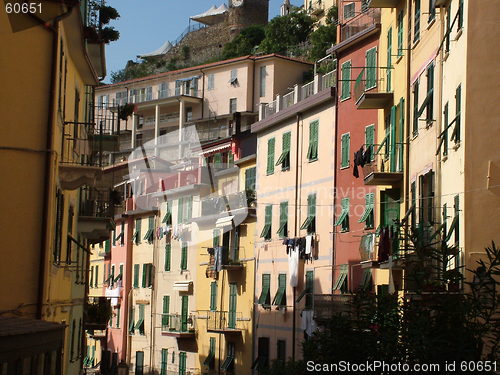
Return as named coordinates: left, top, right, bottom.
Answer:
left=341, top=8, right=381, bottom=41
left=362, top=142, right=404, bottom=186
left=354, top=65, right=393, bottom=109
left=79, top=187, right=115, bottom=219
left=260, top=70, right=336, bottom=121
left=314, top=294, right=354, bottom=321
left=206, top=310, right=245, bottom=333
left=200, top=191, right=250, bottom=217
left=161, top=313, right=196, bottom=337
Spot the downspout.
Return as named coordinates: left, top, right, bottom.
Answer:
left=292, top=112, right=302, bottom=361
left=150, top=214, right=159, bottom=373
left=200, top=68, right=206, bottom=118
left=436, top=2, right=445, bottom=234
left=404, top=0, right=413, bottom=255
left=29, top=5, right=75, bottom=320
left=332, top=59, right=340, bottom=293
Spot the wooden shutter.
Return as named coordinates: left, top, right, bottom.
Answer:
left=228, top=283, right=237, bottom=329
left=181, top=296, right=188, bottom=332
left=133, top=264, right=139, bottom=288
left=387, top=29, right=392, bottom=91
left=213, top=228, right=220, bottom=247
left=210, top=282, right=217, bottom=311
left=390, top=105, right=397, bottom=172
left=162, top=296, right=170, bottom=326
left=181, top=243, right=188, bottom=270
left=141, top=264, right=147, bottom=287
left=455, top=85, right=461, bottom=142
left=177, top=197, right=184, bottom=224
left=398, top=11, right=404, bottom=56
left=266, top=138, right=275, bottom=174
left=164, top=244, right=171, bottom=271
left=341, top=133, right=350, bottom=168
left=135, top=351, right=144, bottom=375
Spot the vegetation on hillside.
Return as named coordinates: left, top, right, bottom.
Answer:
left=110, top=6, right=338, bottom=84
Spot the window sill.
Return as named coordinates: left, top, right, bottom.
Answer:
left=281, top=167, right=291, bottom=172
left=308, top=158, right=318, bottom=163
left=340, top=95, right=351, bottom=103
left=340, top=229, right=350, bottom=233
left=340, top=165, right=350, bottom=170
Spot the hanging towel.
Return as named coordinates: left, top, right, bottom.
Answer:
left=305, top=235, right=313, bottom=255
left=289, top=246, right=299, bottom=287
left=301, top=310, right=317, bottom=337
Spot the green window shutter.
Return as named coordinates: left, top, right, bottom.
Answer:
left=273, top=274, right=287, bottom=306
left=94, top=265, right=99, bottom=288
left=365, top=125, right=375, bottom=158
left=121, top=222, right=125, bottom=245
left=181, top=296, right=188, bottom=332
left=105, top=239, right=110, bottom=254
left=162, top=296, right=170, bottom=327
left=214, top=152, right=222, bottom=166
left=390, top=105, right=397, bottom=172
left=245, top=167, right=256, bottom=191
left=260, top=205, right=272, bottom=240
left=210, top=282, right=217, bottom=311
left=341, top=61, right=351, bottom=100
left=443, top=102, right=449, bottom=156
left=414, top=0, right=421, bottom=42
left=177, top=198, right=184, bottom=224
left=186, top=196, right=193, bottom=221
left=307, top=194, right=316, bottom=234
left=228, top=283, right=237, bottom=329
left=164, top=243, right=171, bottom=271
left=116, top=305, right=121, bottom=328
left=133, top=264, right=139, bottom=288
left=179, top=352, right=187, bottom=375
left=276, top=131, right=291, bottom=170
left=413, top=80, right=419, bottom=136
left=161, top=349, right=168, bottom=375
left=454, top=85, right=461, bottom=143
left=128, top=307, right=135, bottom=334
left=213, top=228, right=220, bottom=247
left=307, top=121, right=319, bottom=161
left=142, top=264, right=147, bottom=288
left=135, top=351, right=144, bottom=375
left=366, top=48, right=377, bottom=89
left=387, top=29, right=392, bottom=92
left=398, top=97, right=405, bottom=171
left=258, top=274, right=271, bottom=306
left=181, top=242, right=188, bottom=270
left=397, top=10, right=404, bottom=56
left=134, top=218, right=141, bottom=245
left=426, top=64, right=434, bottom=123
left=266, top=138, right=275, bottom=175
left=305, top=271, right=314, bottom=309
left=341, top=133, right=350, bottom=168
left=277, top=202, right=288, bottom=238
left=458, top=0, right=463, bottom=29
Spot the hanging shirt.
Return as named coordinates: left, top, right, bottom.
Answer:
left=289, top=245, right=299, bottom=287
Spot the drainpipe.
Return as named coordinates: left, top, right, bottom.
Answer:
left=292, top=112, right=302, bottom=361
left=332, top=61, right=340, bottom=293
left=150, top=213, right=159, bottom=373
left=29, top=5, right=75, bottom=320
left=436, top=2, right=445, bottom=234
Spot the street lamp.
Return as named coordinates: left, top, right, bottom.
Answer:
left=117, top=362, right=129, bottom=375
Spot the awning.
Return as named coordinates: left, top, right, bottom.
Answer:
left=216, top=215, right=234, bottom=228
left=176, top=75, right=201, bottom=82
left=173, top=281, right=193, bottom=292
left=138, top=40, right=173, bottom=58
left=200, top=143, right=231, bottom=157
left=190, top=4, right=228, bottom=25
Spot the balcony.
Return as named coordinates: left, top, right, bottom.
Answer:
left=206, top=311, right=246, bottom=334
left=161, top=313, right=196, bottom=338
left=341, top=8, right=381, bottom=41
left=201, top=191, right=251, bottom=217
left=260, top=70, right=336, bottom=121
left=313, top=294, right=354, bottom=321
left=362, top=142, right=404, bottom=186
left=354, top=66, right=393, bottom=109
left=85, top=297, right=112, bottom=330
left=368, top=0, right=401, bottom=8
left=78, top=187, right=115, bottom=243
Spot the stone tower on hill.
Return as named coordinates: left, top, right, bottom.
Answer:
left=227, top=0, right=270, bottom=34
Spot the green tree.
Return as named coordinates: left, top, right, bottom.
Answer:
left=259, top=12, right=314, bottom=55
left=222, top=25, right=266, bottom=59
left=308, top=24, right=336, bottom=62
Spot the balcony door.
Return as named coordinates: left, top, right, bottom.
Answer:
left=228, top=283, right=237, bottom=329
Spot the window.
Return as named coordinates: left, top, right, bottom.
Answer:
left=180, top=242, right=188, bottom=270
left=260, top=205, right=272, bottom=240
left=428, top=0, right=436, bottom=22
left=452, top=85, right=461, bottom=144
left=258, top=274, right=271, bottom=307
left=230, top=69, right=238, bottom=85
left=164, top=243, right=171, bottom=271
left=260, top=66, right=267, bottom=97
left=133, top=218, right=141, bottom=245
left=276, top=131, right=291, bottom=170
left=162, top=296, right=170, bottom=329
left=207, top=74, right=214, bottom=90
left=412, top=80, right=419, bottom=136
left=54, top=190, right=64, bottom=263
left=210, top=281, right=217, bottom=311
left=365, top=125, right=375, bottom=160
left=445, top=5, right=451, bottom=52
left=159, top=83, right=168, bottom=99
left=419, top=63, right=434, bottom=124
left=359, top=193, right=374, bottom=229
left=129, top=307, right=135, bottom=335
left=135, top=305, right=145, bottom=335
left=175, top=80, right=181, bottom=96
left=110, top=265, right=115, bottom=287
left=335, top=197, right=350, bottom=232
left=266, top=137, right=275, bottom=175
left=142, top=263, right=153, bottom=288
left=221, top=343, right=235, bottom=372
left=343, top=2, right=355, bottom=19
left=333, top=264, right=348, bottom=292
left=397, top=10, right=404, bottom=56
left=340, top=133, right=350, bottom=168
left=204, top=337, right=216, bottom=369
left=133, top=264, right=140, bottom=288
left=300, top=194, right=316, bottom=234
left=94, top=265, right=99, bottom=288
left=228, top=283, right=238, bottom=329
left=414, top=0, right=421, bottom=42
left=162, top=202, right=172, bottom=225
left=116, top=305, right=121, bottom=328
left=365, top=47, right=377, bottom=90
left=307, top=121, right=319, bottom=161
left=179, top=352, right=187, bottom=375
left=230, top=98, right=237, bottom=114
left=144, top=216, right=154, bottom=243
left=245, top=167, right=256, bottom=192
left=341, top=61, right=351, bottom=100
left=387, top=29, right=392, bottom=92
left=135, top=351, right=144, bottom=375
left=277, top=202, right=288, bottom=238
left=277, top=340, right=286, bottom=364
left=361, top=269, right=373, bottom=290
left=273, top=274, right=287, bottom=307
left=419, top=171, right=435, bottom=224
left=253, top=337, right=269, bottom=371
left=161, top=349, right=168, bottom=375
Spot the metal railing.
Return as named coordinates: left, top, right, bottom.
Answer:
left=361, top=142, right=404, bottom=178
left=341, top=8, right=381, bottom=41
left=206, top=310, right=245, bottom=331
left=200, top=191, right=249, bottom=217
left=79, top=187, right=115, bottom=219
left=301, top=80, right=314, bottom=100
left=161, top=313, right=196, bottom=333
left=314, top=294, right=354, bottom=320
left=281, top=91, right=295, bottom=110
left=264, top=100, right=277, bottom=118
left=353, top=65, right=392, bottom=104
left=321, top=70, right=336, bottom=90
left=172, top=23, right=207, bottom=46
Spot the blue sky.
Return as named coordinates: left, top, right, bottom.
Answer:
left=103, top=0, right=303, bottom=82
